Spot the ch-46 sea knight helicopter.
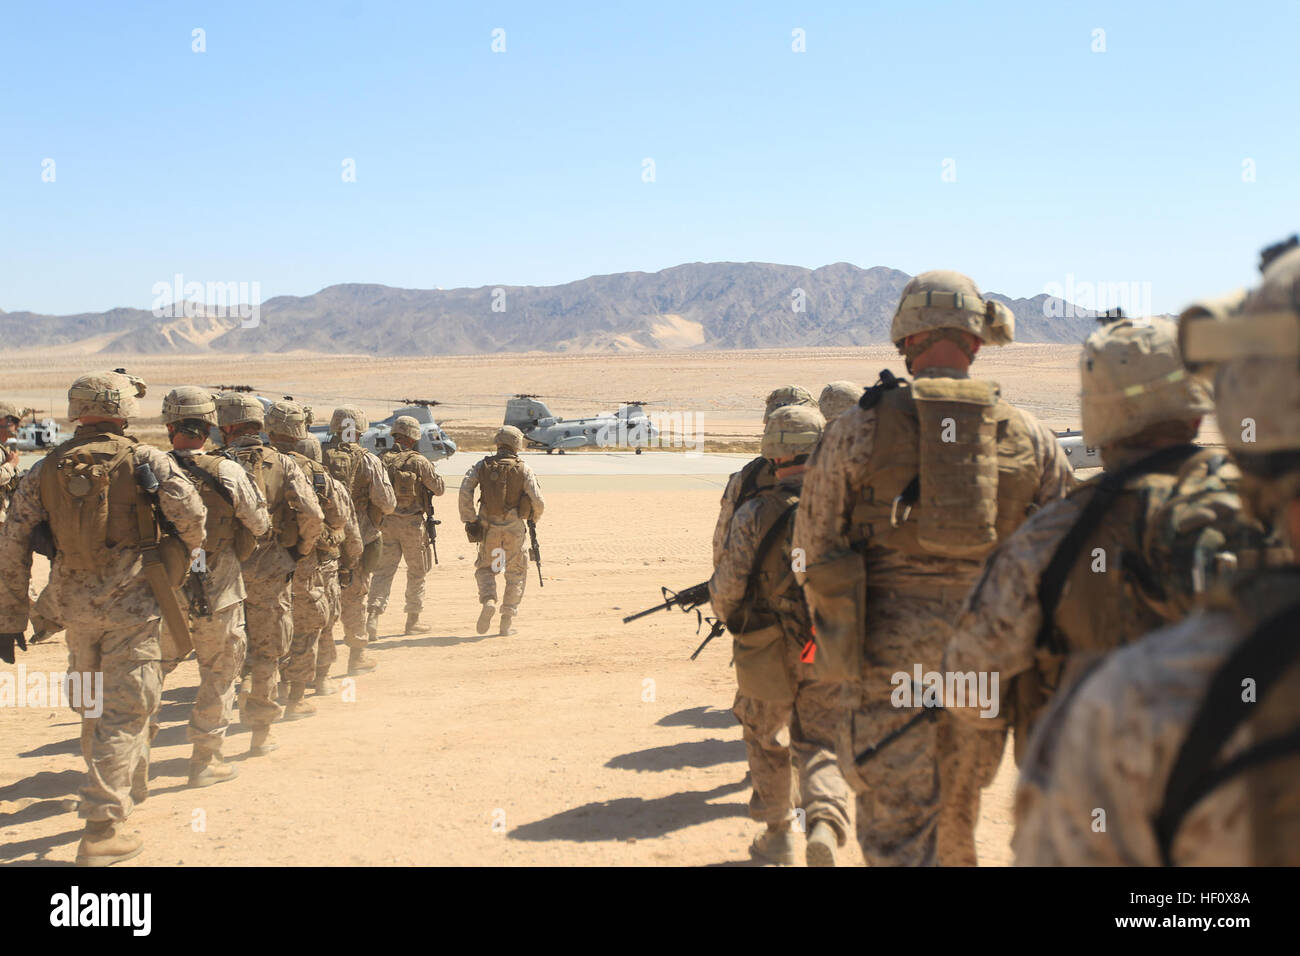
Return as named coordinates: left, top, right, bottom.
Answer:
left=503, top=394, right=661, bottom=454
left=3, top=409, right=65, bottom=451
left=205, top=386, right=457, bottom=462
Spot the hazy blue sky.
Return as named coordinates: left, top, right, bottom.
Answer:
left=2, top=1, right=1295, bottom=315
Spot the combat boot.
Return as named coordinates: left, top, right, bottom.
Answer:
left=348, top=647, right=377, bottom=675
left=75, top=820, right=143, bottom=867
left=405, top=613, right=431, bottom=635
left=249, top=728, right=279, bottom=756
left=312, top=669, right=337, bottom=696
left=188, top=752, right=239, bottom=788
left=750, top=824, right=797, bottom=866
left=498, top=612, right=514, bottom=636
left=476, top=603, right=495, bottom=635
left=281, top=682, right=316, bottom=721
left=366, top=609, right=380, bottom=641
left=806, top=819, right=839, bottom=867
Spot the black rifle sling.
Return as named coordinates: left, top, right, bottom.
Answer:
left=1034, top=443, right=1202, bottom=655
left=858, top=369, right=905, bottom=411
left=1154, top=600, right=1300, bottom=865
left=732, top=500, right=799, bottom=633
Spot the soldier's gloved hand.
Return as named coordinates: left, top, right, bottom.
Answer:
left=0, top=632, right=27, bottom=665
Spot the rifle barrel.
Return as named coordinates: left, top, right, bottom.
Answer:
left=622, top=602, right=672, bottom=624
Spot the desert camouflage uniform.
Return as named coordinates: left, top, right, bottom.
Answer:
left=459, top=451, right=545, bottom=616
left=170, top=449, right=269, bottom=757
left=225, top=435, right=323, bottom=729
left=272, top=441, right=351, bottom=685
left=712, top=458, right=774, bottom=566
left=1014, top=567, right=1298, bottom=865
left=793, top=368, right=1072, bottom=866
left=333, top=444, right=395, bottom=649
left=0, top=458, right=18, bottom=528
left=317, top=482, right=363, bottom=676
left=370, top=450, right=444, bottom=619
left=0, top=428, right=206, bottom=822
left=947, top=445, right=1263, bottom=727
left=710, top=472, right=852, bottom=842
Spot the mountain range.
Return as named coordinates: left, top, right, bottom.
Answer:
left=1, top=262, right=1106, bottom=355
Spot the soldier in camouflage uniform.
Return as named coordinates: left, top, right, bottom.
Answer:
left=0, top=399, right=20, bottom=528
left=296, top=435, right=363, bottom=695
left=712, top=386, right=818, bottom=566
left=368, top=415, right=445, bottom=637
left=162, top=387, right=270, bottom=786
left=216, top=392, right=323, bottom=756
left=459, top=426, right=545, bottom=636
left=710, top=405, right=853, bottom=866
left=0, top=371, right=207, bottom=866
left=818, top=381, right=861, bottom=423
left=265, top=402, right=352, bottom=716
left=943, top=316, right=1268, bottom=865
left=1015, top=242, right=1300, bottom=866
left=322, top=406, right=395, bottom=674
left=793, top=270, right=1073, bottom=867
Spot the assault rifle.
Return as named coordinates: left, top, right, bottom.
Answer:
left=527, top=519, right=543, bottom=587
left=186, top=568, right=212, bottom=619
left=623, top=583, right=727, bottom=660
left=426, top=514, right=441, bottom=565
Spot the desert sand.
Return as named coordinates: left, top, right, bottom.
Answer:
left=0, top=345, right=1215, bottom=866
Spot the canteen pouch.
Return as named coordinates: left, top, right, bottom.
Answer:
left=800, top=549, right=867, bottom=683
left=361, top=535, right=383, bottom=574
left=732, top=624, right=795, bottom=702
left=912, top=377, right=999, bottom=559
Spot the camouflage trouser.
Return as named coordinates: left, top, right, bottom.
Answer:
left=340, top=566, right=373, bottom=650
left=369, top=514, right=431, bottom=617
left=837, top=592, right=968, bottom=867
left=474, top=519, right=527, bottom=615
left=286, top=556, right=332, bottom=684
left=66, top=619, right=162, bottom=822
left=732, top=681, right=853, bottom=840
left=316, top=563, right=342, bottom=674
left=242, top=571, right=293, bottom=730
left=187, top=603, right=247, bottom=758
left=936, top=716, right=1007, bottom=866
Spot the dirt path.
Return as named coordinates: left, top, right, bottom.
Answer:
left=1, top=473, right=1015, bottom=867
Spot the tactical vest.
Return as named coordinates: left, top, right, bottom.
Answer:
left=383, top=449, right=429, bottom=511
left=286, top=449, right=342, bottom=559
left=39, top=429, right=147, bottom=571
left=847, top=379, right=1041, bottom=559
left=735, top=456, right=775, bottom=511
left=173, top=451, right=239, bottom=553
left=227, top=439, right=298, bottom=552
left=727, top=488, right=801, bottom=635
left=323, top=439, right=368, bottom=508
left=479, top=453, right=528, bottom=520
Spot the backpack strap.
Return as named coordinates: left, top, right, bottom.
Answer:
left=730, top=498, right=800, bottom=633
left=1154, top=600, right=1300, bottom=865
left=1034, top=444, right=1202, bottom=655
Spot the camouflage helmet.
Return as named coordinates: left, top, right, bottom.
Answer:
left=1080, top=316, right=1213, bottom=447
left=391, top=415, right=421, bottom=442
left=761, top=405, right=825, bottom=460
left=161, top=386, right=218, bottom=427
left=0, top=399, right=20, bottom=423
left=818, top=381, right=860, bottom=421
left=763, top=385, right=816, bottom=424
left=215, top=391, right=264, bottom=428
left=295, top=435, right=323, bottom=463
left=889, top=270, right=1015, bottom=347
left=1181, top=244, right=1300, bottom=456
left=494, top=425, right=525, bottom=452
left=68, top=369, right=147, bottom=420
left=264, top=400, right=309, bottom=440
left=330, top=405, right=369, bottom=438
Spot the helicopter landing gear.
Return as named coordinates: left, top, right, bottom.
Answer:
left=635, top=447, right=642, bottom=455
left=546, top=448, right=553, bottom=455
left=558, top=449, right=566, bottom=455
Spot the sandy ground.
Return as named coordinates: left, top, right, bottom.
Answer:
left=0, top=345, right=1201, bottom=866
